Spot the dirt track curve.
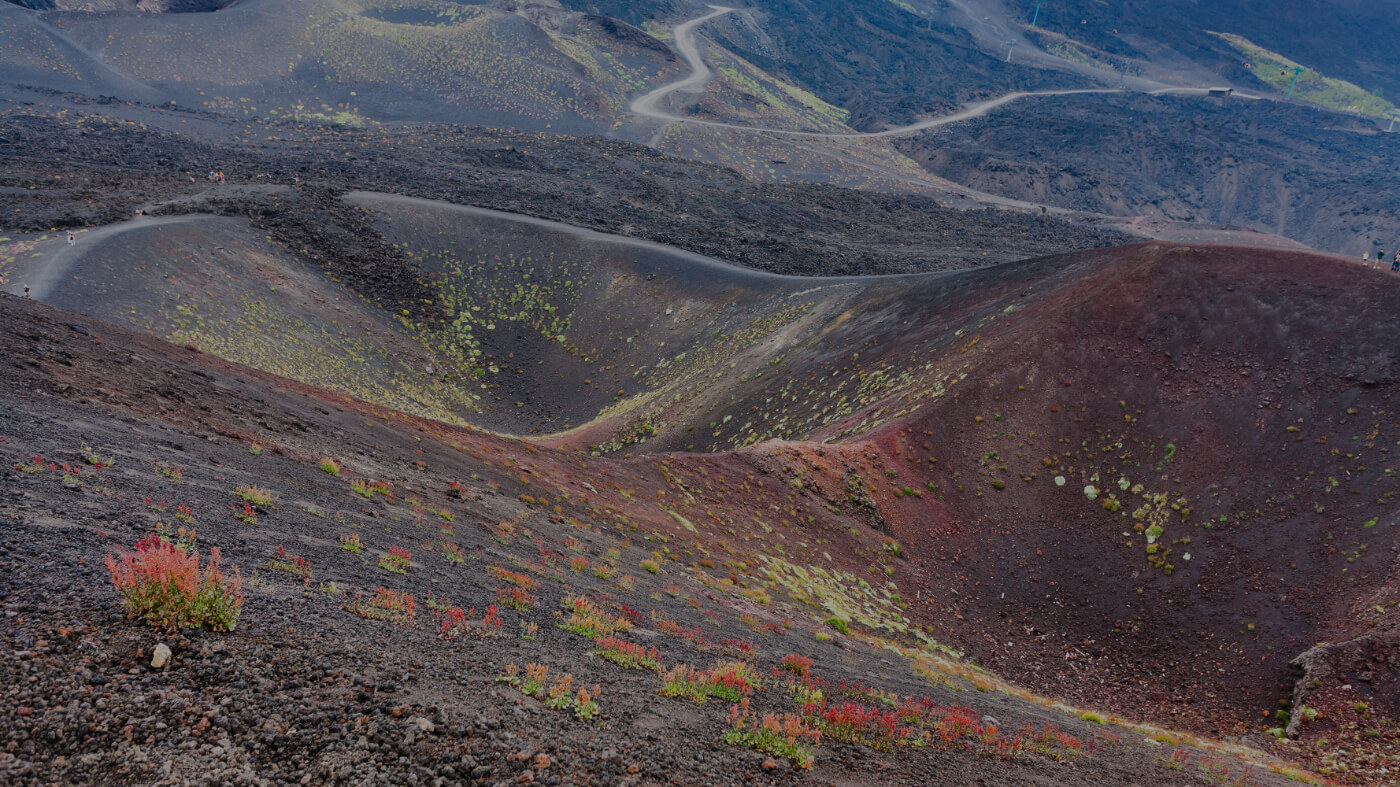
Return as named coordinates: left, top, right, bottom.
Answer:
left=630, top=5, right=1256, bottom=140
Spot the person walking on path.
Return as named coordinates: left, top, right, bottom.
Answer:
left=66, top=231, right=74, bottom=246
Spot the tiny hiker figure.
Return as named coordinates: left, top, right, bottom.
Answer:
left=67, top=231, right=75, bottom=246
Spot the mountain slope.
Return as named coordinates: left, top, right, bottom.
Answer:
left=895, top=91, right=1400, bottom=256
left=12, top=169, right=1400, bottom=761
left=564, top=0, right=1091, bottom=129
left=2, top=233, right=1394, bottom=783
left=4, top=1, right=235, bottom=10
left=1016, top=0, right=1400, bottom=101
left=1, top=0, right=683, bottom=134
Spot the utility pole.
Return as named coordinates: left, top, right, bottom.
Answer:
left=1031, top=0, right=1044, bottom=27
left=1286, top=66, right=1304, bottom=98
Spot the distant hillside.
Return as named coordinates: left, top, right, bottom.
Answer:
left=1016, top=0, right=1400, bottom=102
left=895, top=91, right=1400, bottom=256
left=3, top=0, right=235, bottom=9
left=1213, top=32, right=1396, bottom=119
left=0, top=0, right=682, bottom=134
left=563, top=0, right=1400, bottom=130
left=560, top=0, right=1089, bottom=130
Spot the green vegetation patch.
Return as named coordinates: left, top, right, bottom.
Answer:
left=759, top=556, right=910, bottom=634
left=1213, top=33, right=1397, bottom=119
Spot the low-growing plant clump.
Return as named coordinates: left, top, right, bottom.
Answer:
left=487, top=565, right=539, bottom=589
left=499, top=664, right=603, bottom=721
left=233, top=484, right=276, bottom=507
left=268, top=544, right=312, bottom=581
left=230, top=501, right=258, bottom=525
left=594, top=636, right=662, bottom=670
left=724, top=697, right=820, bottom=769
left=378, top=545, right=411, bottom=574
left=437, top=603, right=503, bottom=640
left=559, top=594, right=633, bottom=639
left=345, top=587, right=416, bottom=627
left=496, top=586, right=536, bottom=612
left=781, top=653, right=814, bottom=676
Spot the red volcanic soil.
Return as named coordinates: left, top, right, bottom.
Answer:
left=788, top=243, right=1400, bottom=752
left=600, top=239, right=1398, bottom=782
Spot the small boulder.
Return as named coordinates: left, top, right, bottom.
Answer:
left=151, top=643, right=173, bottom=669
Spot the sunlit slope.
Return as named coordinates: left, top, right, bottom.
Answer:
left=0, top=3, right=159, bottom=98
left=6, top=0, right=679, bottom=133
left=342, top=192, right=833, bottom=438
left=3, top=194, right=848, bottom=435
left=0, top=214, right=487, bottom=423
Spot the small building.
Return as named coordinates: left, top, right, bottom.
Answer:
left=1208, top=87, right=1234, bottom=98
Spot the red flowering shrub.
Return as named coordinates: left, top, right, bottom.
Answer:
left=436, top=605, right=468, bottom=640
left=105, top=535, right=244, bottom=632
left=802, top=699, right=909, bottom=751
left=780, top=654, right=814, bottom=676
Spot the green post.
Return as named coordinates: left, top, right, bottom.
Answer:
left=1287, top=67, right=1304, bottom=98
left=1031, top=0, right=1043, bottom=27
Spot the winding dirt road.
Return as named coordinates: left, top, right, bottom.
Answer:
left=629, top=6, right=1123, bottom=138
left=3, top=215, right=202, bottom=301
left=629, top=6, right=1251, bottom=139
left=629, top=6, right=736, bottom=122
